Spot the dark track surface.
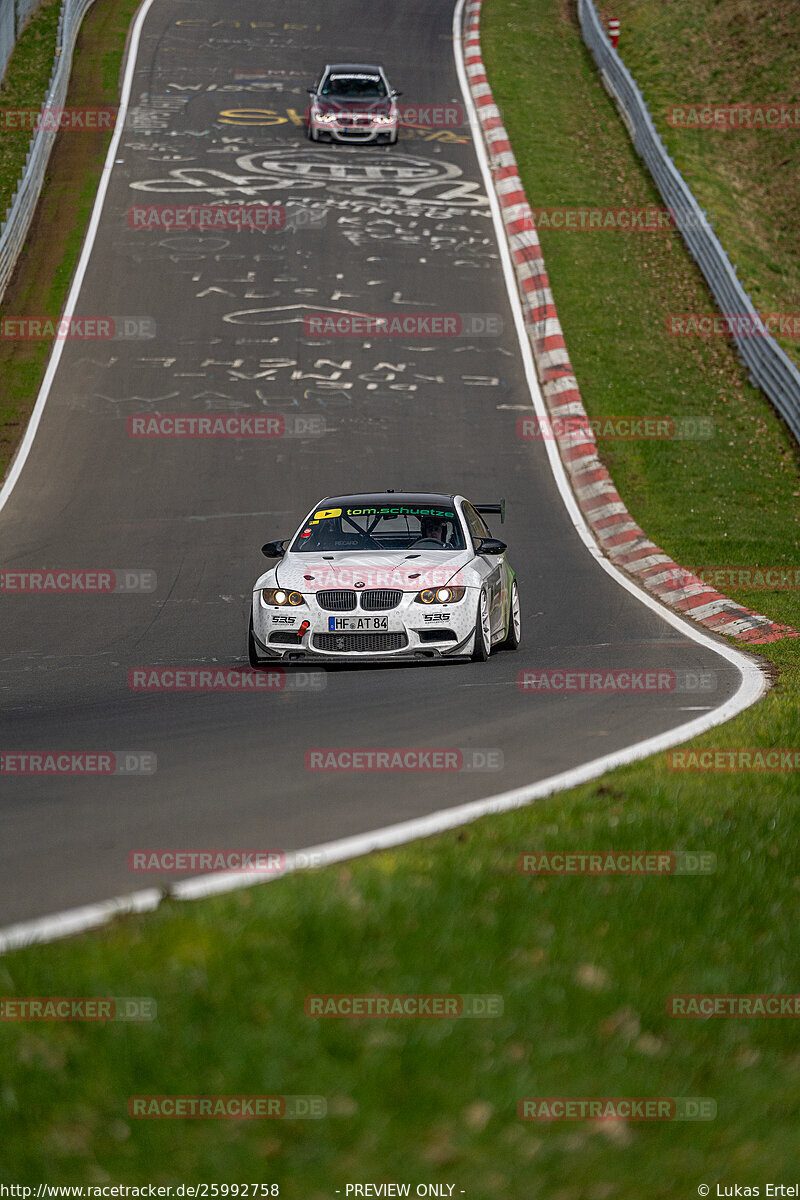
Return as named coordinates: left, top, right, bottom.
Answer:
left=0, top=0, right=742, bottom=925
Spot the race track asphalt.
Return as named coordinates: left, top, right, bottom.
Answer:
left=0, top=0, right=745, bottom=924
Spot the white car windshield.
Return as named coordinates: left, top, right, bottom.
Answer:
left=291, top=505, right=466, bottom=552
left=321, top=73, right=387, bottom=100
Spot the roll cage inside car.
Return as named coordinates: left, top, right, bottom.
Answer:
left=290, top=508, right=467, bottom=553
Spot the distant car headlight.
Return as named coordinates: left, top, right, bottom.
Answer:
left=313, top=108, right=338, bottom=123
left=262, top=588, right=306, bottom=606
left=414, top=586, right=466, bottom=605
left=374, top=113, right=395, bottom=124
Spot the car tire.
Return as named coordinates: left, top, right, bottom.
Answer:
left=248, top=612, right=263, bottom=668
left=307, top=122, right=319, bottom=141
left=499, top=580, right=521, bottom=650
left=471, top=589, right=491, bottom=662
left=388, top=129, right=398, bottom=144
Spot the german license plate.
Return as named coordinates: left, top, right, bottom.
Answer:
left=328, top=616, right=389, bottom=631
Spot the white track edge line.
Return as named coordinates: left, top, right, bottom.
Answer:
left=0, top=0, right=767, bottom=957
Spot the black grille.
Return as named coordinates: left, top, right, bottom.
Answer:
left=313, top=632, right=408, bottom=654
left=360, top=589, right=402, bottom=611
left=316, top=590, right=357, bottom=611
left=417, top=629, right=458, bottom=643
left=269, top=631, right=302, bottom=644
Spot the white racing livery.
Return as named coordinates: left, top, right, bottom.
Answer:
left=306, top=63, right=400, bottom=145
left=248, top=492, right=521, bottom=665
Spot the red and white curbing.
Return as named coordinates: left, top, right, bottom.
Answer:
left=462, top=0, right=797, bottom=645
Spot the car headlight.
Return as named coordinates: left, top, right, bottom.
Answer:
left=374, top=114, right=394, bottom=124
left=414, top=586, right=466, bottom=605
left=262, top=588, right=306, bottom=606
left=314, top=109, right=338, bottom=123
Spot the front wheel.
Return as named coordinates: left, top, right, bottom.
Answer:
left=499, top=580, right=521, bottom=650
left=307, top=122, right=319, bottom=141
left=388, top=128, right=398, bottom=144
left=471, top=589, right=491, bottom=662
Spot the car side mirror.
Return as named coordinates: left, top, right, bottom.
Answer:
left=391, top=89, right=402, bottom=97
left=262, top=540, right=287, bottom=558
left=307, top=87, right=317, bottom=95
left=477, top=537, right=507, bottom=556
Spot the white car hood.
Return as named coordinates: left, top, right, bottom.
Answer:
left=255, top=550, right=476, bottom=593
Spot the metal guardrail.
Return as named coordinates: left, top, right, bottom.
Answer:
left=578, top=0, right=800, bottom=445
left=0, top=0, right=97, bottom=306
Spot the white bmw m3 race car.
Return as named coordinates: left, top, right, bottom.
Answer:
left=248, top=492, right=521, bottom=665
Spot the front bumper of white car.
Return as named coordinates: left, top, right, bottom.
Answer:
left=251, top=587, right=477, bottom=662
left=310, top=109, right=397, bottom=143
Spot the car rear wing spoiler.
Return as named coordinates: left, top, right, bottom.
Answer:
left=475, top=500, right=505, bottom=524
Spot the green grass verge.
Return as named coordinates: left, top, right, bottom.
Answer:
left=596, top=0, right=800, bottom=368
left=0, top=0, right=141, bottom=477
left=2, top=762, right=799, bottom=1192
left=2, top=0, right=800, bottom=1191
left=480, top=2, right=800, bottom=631
left=0, top=0, right=62, bottom=219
